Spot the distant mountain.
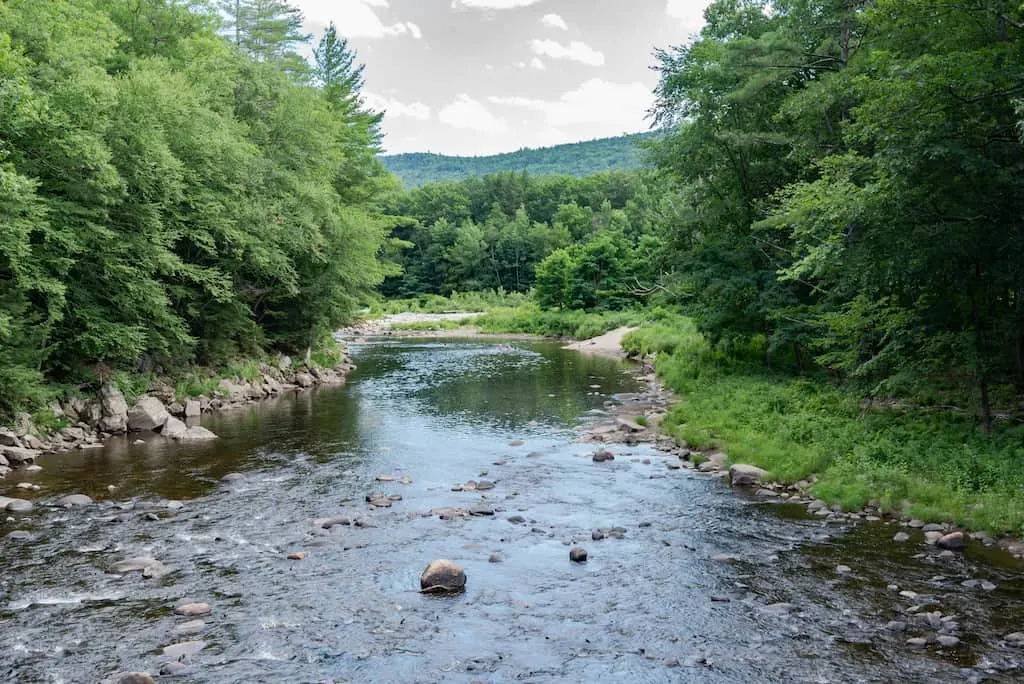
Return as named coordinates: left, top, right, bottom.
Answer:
left=381, top=133, right=653, bottom=186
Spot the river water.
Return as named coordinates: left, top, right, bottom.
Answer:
left=1, top=339, right=1022, bottom=683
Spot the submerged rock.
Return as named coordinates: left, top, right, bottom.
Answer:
left=177, top=426, right=218, bottom=441
left=56, top=494, right=93, bottom=507
left=420, top=560, right=466, bottom=593
left=161, top=640, right=206, bottom=658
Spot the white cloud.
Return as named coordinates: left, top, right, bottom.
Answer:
left=489, top=78, right=653, bottom=129
left=529, top=57, right=545, bottom=70
left=439, top=94, right=509, bottom=133
left=666, top=0, right=712, bottom=37
left=541, top=13, right=568, bottom=30
left=298, top=0, right=420, bottom=39
left=453, top=0, right=546, bottom=9
left=362, top=92, right=431, bottom=120
left=529, top=39, right=604, bottom=66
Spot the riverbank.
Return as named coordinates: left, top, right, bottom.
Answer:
left=0, top=348, right=355, bottom=491
left=614, top=320, right=1024, bottom=559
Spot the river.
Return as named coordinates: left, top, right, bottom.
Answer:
left=1, top=338, right=1022, bottom=683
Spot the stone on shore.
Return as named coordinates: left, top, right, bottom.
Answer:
left=728, top=464, right=768, bottom=487
left=937, top=531, right=965, bottom=551
left=127, top=396, right=170, bottom=432
left=184, top=399, right=202, bottom=417
left=420, top=560, right=466, bottom=593
left=2, top=446, right=39, bottom=465
left=100, top=383, right=130, bottom=434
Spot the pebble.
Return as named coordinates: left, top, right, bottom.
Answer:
left=906, top=637, right=928, bottom=648
left=507, top=515, right=525, bottom=524
left=569, top=547, right=588, bottom=563
left=508, top=439, right=524, bottom=447
left=220, top=472, right=245, bottom=482
left=835, top=565, right=852, bottom=575
left=899, top=590, right=919, bottom=599
left=287, top=552, right=307, bottom=560
left=885, top=621, right=907, bottom=632
left=488, top=553, right=502, bottom=563
left=936, top=636, right=961, bottom=648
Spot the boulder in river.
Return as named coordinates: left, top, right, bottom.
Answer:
left=174, top=602, right=212, bottom=617
left=177, top=426, right=218, bottom=441
left=161, top=640, right=206, bottom=658
left=2, top=497, right=34, bottom=513
left=127, top=397, right=169, bottom=432
left=57, top=494, right=93, bottom=507
left=184, top=399, right=201, bottom=417
left=728, top=464, right=768, bottom=487
left=115, top=673, right=155, bottom=684
left=419, top=560, right=466, bottom=593
left=592, top=450, right=615, bottom=462
left=569, top=547, right=588, bottom=563
left=161, top=416, right=187, bottom=439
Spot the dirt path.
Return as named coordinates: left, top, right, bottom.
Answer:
left=562, top=326, right=638, bottom=359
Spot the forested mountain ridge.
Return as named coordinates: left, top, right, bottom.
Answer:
left=381, top=134, right=651, bottom=186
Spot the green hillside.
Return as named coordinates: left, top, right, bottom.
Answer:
left=382, top=133, right=652, bottom=186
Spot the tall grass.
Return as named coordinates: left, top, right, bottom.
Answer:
left=626, top=315, right=1024, bottom=536
left=367, top=290, right=528, bottom=315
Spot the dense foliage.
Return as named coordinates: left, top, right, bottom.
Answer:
left=0, top=0, right=392, bottom=418
left=380, top=170, right=672, bottom=309
left=381, top=134, right=652, bottom=187
left=646, top=0, right=1024, bottom=430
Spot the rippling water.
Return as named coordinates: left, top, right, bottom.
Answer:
left=1, top=339, right=1022, bottom=683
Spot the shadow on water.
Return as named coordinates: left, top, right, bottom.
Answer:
left=0, top=338, right=1021, bottom=683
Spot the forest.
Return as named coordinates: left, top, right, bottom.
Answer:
left=391, top=0, right=1024, bottom=434
left=0, top=0, right=394, bottom=418
left=381, top=133, right=650, bottom=187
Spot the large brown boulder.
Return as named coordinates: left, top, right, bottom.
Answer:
left=419, top=560, right=466, bottom=593
left=127, top=396, right=169, bottom=432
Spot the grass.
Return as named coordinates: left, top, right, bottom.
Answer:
left=624, top=315, right=1024, bottom=537
left=475, top=304, right=643, bottom=339
left=397, top=319, right=468, bottom=331
left=368, top=290, right=528, bottom=315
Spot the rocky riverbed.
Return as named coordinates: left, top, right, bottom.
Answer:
left=0, top=337, right=1022, bottom=682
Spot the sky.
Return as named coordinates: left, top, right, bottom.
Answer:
left=291, top=0, right=712, bottom=156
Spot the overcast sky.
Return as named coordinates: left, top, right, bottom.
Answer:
left=291, top=0, right=711, bottom=156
